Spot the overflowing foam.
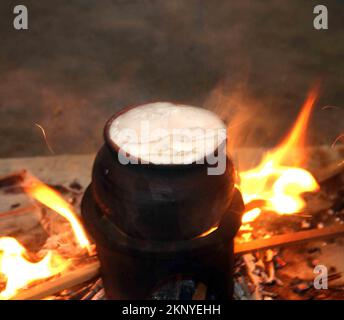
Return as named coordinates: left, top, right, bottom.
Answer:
left=109, top=102, right=227, bottom=165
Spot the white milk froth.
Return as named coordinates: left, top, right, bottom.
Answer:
left=109, top=102, right=226, bottom=164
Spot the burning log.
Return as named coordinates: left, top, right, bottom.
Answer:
left=22, top=174, right=91, bottom=252
left=11, top=261, right=100, bottom=300
left=0, top=172, right=96, bottom=300
left=91, top=288, right=106, bottom=300
left=55, top=281, right=95, bottom=300
left=80, top=278, right=103, bottom=300
left=0, top=170, right=26, bottom=189
left=234, top=224, right=344, bottom=254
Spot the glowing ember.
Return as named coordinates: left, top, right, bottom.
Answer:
left=0, top=237, right=69, bottom=299
left=197, top=226, right=219, bottom=238
left=240, top=89, right=320, bottom=223
left=23, top=175, right=91, bottom=251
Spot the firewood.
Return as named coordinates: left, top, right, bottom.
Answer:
left=242, top=254, right=262, bottom=300
left=8, top=225, right=344, bottom=300
left=0, top=170, right=26, bottom=189
left=11, top=261, right=100, bottom=300
left=80, top=278, right=103, bottom=300
left=91, top=288, right=106, bottom=300
left=0, top=205, right=38, bottom=219
left=234, top=224, right=344, bottom=255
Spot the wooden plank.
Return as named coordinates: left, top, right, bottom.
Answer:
left=11, top=261, right=100, bottom=300
left=234, top=225, right=344, bottom=255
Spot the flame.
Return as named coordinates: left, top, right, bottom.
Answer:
left=0, top=237, right=69, bottom=299
left=240, top=89, right=320, bottom=223
left=23, top=175, right=91, bottom=251
left=0, top=175, right=91, bottom=299
left=241, top=208, right=261, bottom=224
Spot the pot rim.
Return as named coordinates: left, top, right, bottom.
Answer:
left=103, top=102, right=228, bottom=169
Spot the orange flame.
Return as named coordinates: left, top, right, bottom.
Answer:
left=240, top=88, right=320, bottom=222
left=23, top=175, right=91, bottom=251
left=0, top=237, right=70, bottom=299
left=0, top=175, right=91, bottom=299
left=241, top=208, right=261, bottom=224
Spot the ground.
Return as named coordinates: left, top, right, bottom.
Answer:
left=0, top=0, right=343, bottom=158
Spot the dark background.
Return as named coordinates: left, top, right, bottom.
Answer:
left=0, top=0, right=343, bottom=157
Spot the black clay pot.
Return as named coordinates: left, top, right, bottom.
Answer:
left=87, top=108, right=237, bottom=241
left=81, top=105, right=244, bottom=299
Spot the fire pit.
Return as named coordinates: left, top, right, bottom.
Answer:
left=0, top=93, right=343, bottom=300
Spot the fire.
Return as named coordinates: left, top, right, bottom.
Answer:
left=239, top=89, right=320, bottom=223
left=23, top=175, right=91, bottom=251
left=0, top=175, right=92, bottom=299
left=242, top=208, right=261, bottom=224
left=0, top=237, right=69, bottom=299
